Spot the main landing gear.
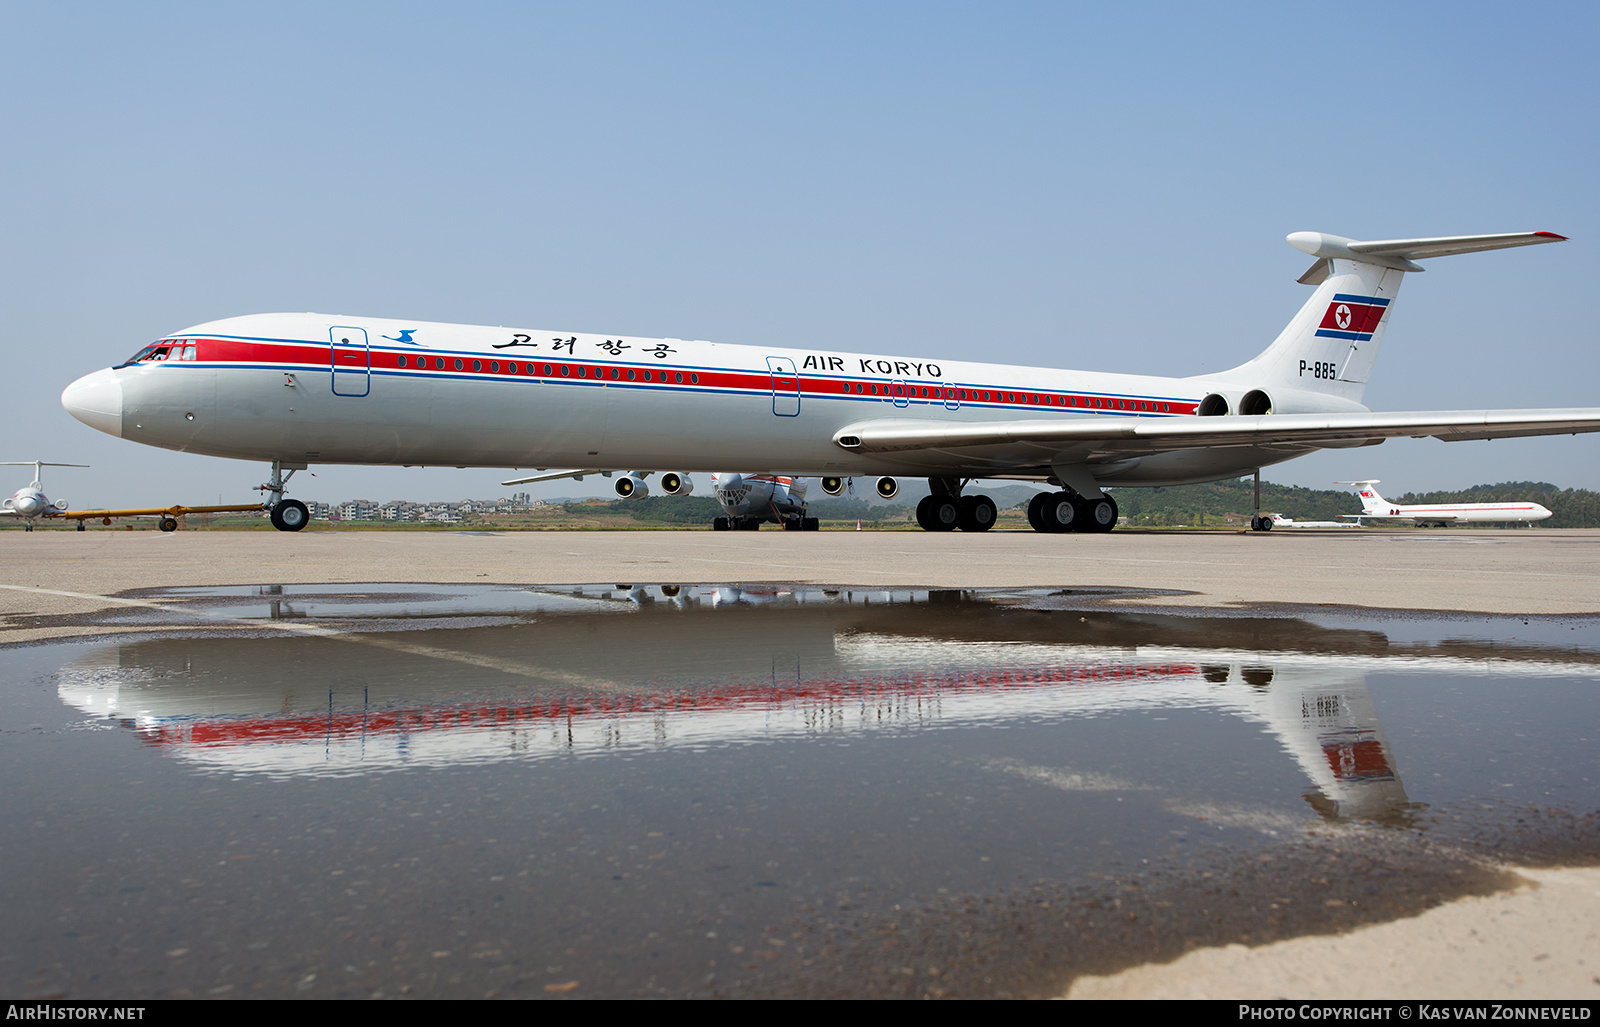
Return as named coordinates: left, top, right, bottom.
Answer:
left=911, top=478, right=998, bottom=533
left=1025, top=490, right=1118, bottom=533
left=1248, top=470, right=1272, bottom=532
left=260, top=460, right=311, bottom=532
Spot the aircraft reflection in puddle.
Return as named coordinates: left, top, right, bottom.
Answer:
left=55, top=585, right=1593, bottom=826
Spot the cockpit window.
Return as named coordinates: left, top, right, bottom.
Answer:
left=127, top=342, right=173, bottom=362
left=124, top=340, right=199, bottom=362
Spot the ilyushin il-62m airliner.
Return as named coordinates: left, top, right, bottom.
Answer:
left=61, top=230, right=1600, bottom=534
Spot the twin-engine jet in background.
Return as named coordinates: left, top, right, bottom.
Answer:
left=1, top=461, right=266, bottom=532
left=500, top=468, right=819, bottom=530
left=60, top=229, right=1600, bottom=533
left=2, top=462, right=87, bottom=530
left=1335, top=480, right=1553, bottom=527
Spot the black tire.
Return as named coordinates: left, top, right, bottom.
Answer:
left=1259, top=516, right=1273, bottom=532
left=926, top=496, right=960, bottom=531
left=957, top=495, right=996, bottom=532
left=1027, top=492, right=1051, bottom=532
left=76, top=521, right=85, bottom=532
left=783, top=519, right=801, bottom=531
left=803, top=517, right=820, bottom=531
left=158, top=517, right=178, bottom=532
left=270, top=499, right=310, bottom=532
left=1040, top=491, right=1078, bottom=532
left=1085, top=496, right=1118, bottom=533
left=915, top=495, right=935, bottom=530
left=713, top=517, right=729, bottom=531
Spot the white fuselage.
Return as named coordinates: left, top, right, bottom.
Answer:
left=1360, top=500, right=1553, bottom=523
left=59, top=311, right=1310, bottom=488
left=2, top=486, right=52, bottom=521
left=1350, top=484, right=1553, bottom=524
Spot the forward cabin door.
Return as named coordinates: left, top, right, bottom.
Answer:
left=767, top=356, right=799, bottom=416
left=330, top=326, right=370, bottom=397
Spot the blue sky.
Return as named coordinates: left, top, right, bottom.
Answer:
left=3, top=2, right=1596, bottom=507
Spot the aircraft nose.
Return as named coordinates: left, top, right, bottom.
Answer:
left=61, top=368, right=123, bottom=438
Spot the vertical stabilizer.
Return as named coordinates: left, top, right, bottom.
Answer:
left=1202, top=232, right=1566, bottom=409
left=1335, top=480, right=1388, bottom=515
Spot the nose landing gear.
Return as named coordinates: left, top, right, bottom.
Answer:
left=259, top=461, right=312, bottom=532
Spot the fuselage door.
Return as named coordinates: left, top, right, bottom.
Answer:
left=330, top=326, right=370, bottom=397
left=890, top=379, right=910, bottom=408
left=767, top=356, right=799, bottom=416
left=942, top=381, right=960, bottom=410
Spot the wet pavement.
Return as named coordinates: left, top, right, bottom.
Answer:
left=2, top=584, right=1597, bottom=998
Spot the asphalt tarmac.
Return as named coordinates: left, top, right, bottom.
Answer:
left=1, top=528, right=1596, bottom=1000
left=3, top=528, right=1599, bottom=647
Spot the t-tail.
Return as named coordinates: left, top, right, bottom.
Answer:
left=1334, top=480, right=1388, bottom=516
left=1198, top=231, right=1566, bottom=414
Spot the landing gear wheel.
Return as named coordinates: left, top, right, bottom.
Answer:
left=76, top=521, right=85, bottom=532
left=802, top=517, right=820, bottom=531
left=158, top=517, right=179, bottom=533
left=783, top=518, right=801, bottom=531
left=269, top=499, right=309, bottom=532
left=926, top=496, right=960, bottom=531
left=1084, top=496, right=1118, bottom=533
left=957, top=495, right=996, bottom=532
left=1027, top=493, right=1051, bottom=532
left=1250, top=514, right=1272, bottom=532
left=915, top=495, right=935, bottom=530
left=1039, top=491, right=1079, bottom=533
left=740, top=519, right=760, bottom=531
left=713, top=517, right=730, bottom=531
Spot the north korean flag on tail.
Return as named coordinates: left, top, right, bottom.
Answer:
left=1315, top=293, right=1390, bottom=342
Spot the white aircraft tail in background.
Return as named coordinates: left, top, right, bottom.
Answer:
left=1335, top=481, right=1553, bottom=526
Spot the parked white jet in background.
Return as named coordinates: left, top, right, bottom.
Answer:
left=1335, top=481, right=1553, bottom=527
left=1, top=462, right=87, bottom=530
left=708, top=473, right=817, bottom=531
left=1267, top=515, right=1360, bottom=530
left=1, top=461, right=269, bottom=532
left=61, top=229, right=1600, bottom=534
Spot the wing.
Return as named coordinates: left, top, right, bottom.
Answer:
left=501, top=469, right=605, bottom=486
left=834, top=408, right=1600, bottom=466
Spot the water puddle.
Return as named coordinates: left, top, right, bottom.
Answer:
left=3, top=585, right=1597, bottom=998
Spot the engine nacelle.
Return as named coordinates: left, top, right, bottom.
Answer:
left=614, top=474, right=650, bottom=500
left=875, top=476, right=899, bottom=500
left=820, top=476, right=845, bottom=496
left=1198, top=388, right=1369, bottom=417
left=659, top=472, right=693, bottom=496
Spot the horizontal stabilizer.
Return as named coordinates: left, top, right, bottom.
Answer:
left=1288, top=231, right=1566, bottom=273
